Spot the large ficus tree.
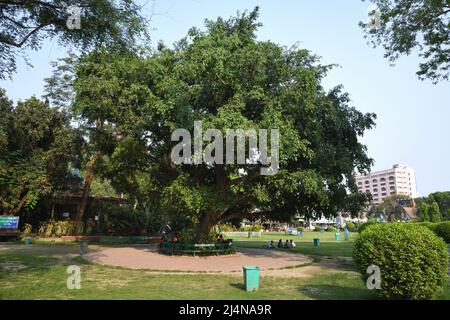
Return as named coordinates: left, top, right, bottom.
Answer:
left=0, top=0, right=148, bottom=79
left=48, top=8, right=375, bottom=241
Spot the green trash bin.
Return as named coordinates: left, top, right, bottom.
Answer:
left=243, top=266, right=260, bottom=291
left=313, top=238, right=320, bottom=246
left=79, top=240, right=89, bottom=256
left=23, top=237, right=31, bottom=245
left=335, top=232, right=340, bottom=241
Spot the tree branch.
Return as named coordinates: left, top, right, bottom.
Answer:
left=1, top=22, right=51, bottom=48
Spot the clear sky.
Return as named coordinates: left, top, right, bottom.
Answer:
left=1, top=0, right=449, bottom=196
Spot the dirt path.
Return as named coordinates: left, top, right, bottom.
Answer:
left=1, top=243, right=357, bottom=278
left=83, top=246, right=313, bottom=274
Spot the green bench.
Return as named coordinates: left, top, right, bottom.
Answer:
left=159, top=242, right=236, bottom=256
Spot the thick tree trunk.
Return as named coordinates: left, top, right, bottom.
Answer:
left=195, top=214, right=216, bottom=242
left=74, top=154, right=98, bottom=234
left=194, top=209, right=227, bottom=242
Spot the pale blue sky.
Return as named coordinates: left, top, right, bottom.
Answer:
left=1, top=0, right=449, bottom=196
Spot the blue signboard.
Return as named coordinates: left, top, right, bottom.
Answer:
left=0, top=216, right=20, bottom=229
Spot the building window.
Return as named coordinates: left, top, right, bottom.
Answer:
left=372, top=179, right=378, bottom=183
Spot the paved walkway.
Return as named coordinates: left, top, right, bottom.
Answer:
left=83, top=246, right=312, bottom=273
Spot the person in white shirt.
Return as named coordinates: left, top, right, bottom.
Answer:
left=289, top=239, right=296, bottom=248
left=266, top=240, right=274, bottom=249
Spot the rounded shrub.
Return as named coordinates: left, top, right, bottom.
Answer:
left=326, top=226, right=336, bottom=232
left=353, top=223, right=448, bottom=300
left=434, top=221, right=450, bottom=243
left=358, top=220, right=378, bottom=233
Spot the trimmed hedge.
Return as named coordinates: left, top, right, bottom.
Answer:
left=417, top=221, right=438, bottom=233
left=434, top=221, right=450, bottom=243
left=358, top=220, right=378, bottom=233
left=353, top=223, right=448, bottom=300
left=414, top=221, right=450, bottom=243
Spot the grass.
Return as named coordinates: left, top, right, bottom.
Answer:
left=0, top=240, right=448, bottom=300
left=231, top=231, right=357, bottom=258
left=234, top=241, right=355, bottom=258
left=0, top=247, right=375, bottom=300
left=226, top=231, right=359, bottom=242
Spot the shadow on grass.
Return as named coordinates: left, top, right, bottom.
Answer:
left=229, top=282, right=246, bottom=290
left=299, top=284, right=377, bottom=300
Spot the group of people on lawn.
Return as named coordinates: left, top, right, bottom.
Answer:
left=266, top=239, right=296, bottom=249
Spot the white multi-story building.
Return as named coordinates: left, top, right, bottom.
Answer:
left=355, top=164, right=417, bottom=205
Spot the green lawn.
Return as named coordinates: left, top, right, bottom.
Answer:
left=231, top=231, right=357, bottom=257
left=234, top=241, right=355, bottom=258
left=0, top=241, right=449, bottom=300
left=0, top=248, right=375, bottom=300
left=226, top=231, right=359, bottom=242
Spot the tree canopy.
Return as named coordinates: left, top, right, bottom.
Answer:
left=46, top=8, right=376, bottom=241
left=0, top=89, right=82, bottom=214
left=417, top=191, right=450, bottom=221
left=360, top=0, right=450, bottom=82
left=0, top=0, right=148, bottom=79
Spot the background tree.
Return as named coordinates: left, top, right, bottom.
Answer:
left=416, top=191, right=450, bottom=221
left=428, top=191, right=450, bottom=220
left=419, top=202, right=430, bottom=221
left=361, top=0, right=450, bottom=82
left=368, top=195, right=411, bottom=222
left=0, top=89, right=82, bottom=214
left=47, top=8, right=376, bottom=241
left=429, top=201, right=442, bottom=222
left=0, top=0, right=149, bottom=79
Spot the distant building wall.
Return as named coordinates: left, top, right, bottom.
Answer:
left=355, top=164, right=418, bottom=205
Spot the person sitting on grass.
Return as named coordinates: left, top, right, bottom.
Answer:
left=284, top=240, right=290, bottom=248
left=289, top=239, right=296, bottom=248
left=277, top=239, right=283, bottom=248
left=266, top=240, right=274, bottom=249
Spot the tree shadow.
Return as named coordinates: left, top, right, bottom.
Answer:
left=299, top=284, right=377, bottom=300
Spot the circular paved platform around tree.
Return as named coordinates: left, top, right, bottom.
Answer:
left=83, top=246, right=312, bottom=273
